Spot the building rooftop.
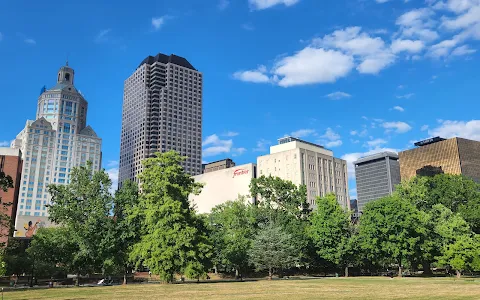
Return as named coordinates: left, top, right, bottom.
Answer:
left=354, top=151, right=399, bottom=165
left=138, top=53, right=196, bottom=70
left=278, top=136, right=325, bottom=149
left=414, top=136, right=446, bottom=147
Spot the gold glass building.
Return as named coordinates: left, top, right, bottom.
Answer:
left=399, top=137, right=480, bottom=182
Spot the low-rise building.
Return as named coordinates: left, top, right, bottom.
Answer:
left=0, top=148, right=23, bottom=245
left=202, top=158, right=236, bottom=174
left=399, top=137, right=480, bottom=182
left=189, top=163, right=256, bottom=214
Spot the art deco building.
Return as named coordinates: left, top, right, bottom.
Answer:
left=399, top=137, right=480, bottom=182
left=11, top=63, right=102, bottom=237
left=257, top=137, right=350, bottom=209
left=354, top=152, right=400, bottom=212
left=119, top=53, right=203, bottom=187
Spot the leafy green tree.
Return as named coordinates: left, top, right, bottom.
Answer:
left=106, top=180, right=140, bottom=284
left=307, top=194, right=352, bottom=276
left=26, top=227, right=76, bottom=278
left=0, top=250, right=7, bottom=277
left=437, top=234, right=480, bottom=278
left=250, top=176, right=312, bottom=266
left=129, top=151, right=212, bottom=283
left=358, top=195, right=428, bottom=277
left=249, top=223, right=299, bottom=280
left=250, top=175, right=310, bottom=220
left=209, top=198, right=256, bottom=278
left=47, top=161, right=114, bottom=283
left=395, top=174, right=480, bottom=233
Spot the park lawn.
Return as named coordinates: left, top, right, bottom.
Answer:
left=3, top=277, right=480, bottom=300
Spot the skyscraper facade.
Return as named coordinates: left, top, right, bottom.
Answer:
left=11, top=63, right=102, bottom=237
left=257, top=137, right=350, bottom=209
left=119, top=53, right=203, bottom=186
left=354, top=152, right=400, bottom=212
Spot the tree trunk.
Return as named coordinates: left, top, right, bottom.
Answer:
left=75, top=273, right=80, bottom=286
left=268, top=267, right=273, bottom=280
left=235, top=268, right=239, bottom=279
left=214, top=266, right=218, bottom=274
left=422, top=261, right=433, bottom=276
left=456, top=270, right=461, bottom=279
left=123, top=273, right=127, bottom=285
left=345, top=266, right=349, bottom=277
left=398, top=265, right=402, bottom=278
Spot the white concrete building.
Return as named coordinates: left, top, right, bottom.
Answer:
left=119, top=53, right=203, bottom=187
left=11, top=62, right=102, bottom=237
left=257, top=137, right=350, bottom=209
left=189, top=163, right=256, bottom=214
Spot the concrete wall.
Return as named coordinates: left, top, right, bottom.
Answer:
left=189, top=163, right=256, bottom=214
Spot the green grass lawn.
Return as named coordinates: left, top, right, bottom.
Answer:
left=3, top=277, right=480, bottom=300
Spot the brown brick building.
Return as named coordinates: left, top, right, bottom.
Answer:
left=399, top=137, right=480, bottom=182
left=0, top=148, right=22, bottom=245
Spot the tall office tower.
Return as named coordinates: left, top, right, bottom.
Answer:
left=399, top=137, right=480, bottom=182
left=257, top=137, right=350, bottom=209
left=11, top=63, right=102, bottom=237
left=119, top=53, right=203, bottom=186
left=354, top=152, right=400, bottom=212
left=0, top=148, right=23, bottom=245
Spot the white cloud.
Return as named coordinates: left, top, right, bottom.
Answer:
left=398, top=84, right=405, bottom=89
left=249, top=0, right=300, bottom=10
left=290, top=129, right=316, bottom=138
left=0, top=141, right=10, bottom=147
left=95, top=29, right=111, bottom=43
left=421, top=125, right=429, bottom=131
left=396, top=8, right=439, bottom=42
left=202, top=134, right=234, bottom=157
left=105, top=164, right=119, bottom=194
left=441, top=5, right=480, bottom=30
left=322, top=128, right=340, bottom=141
left=325, top=91, right=352, bottom=100
left=232, top=147, right=247, bottom=156
left=24, top=38, right=36, bottom=45
left=391, top=39, right=425, bottom=53
left=393, top=105, right=405, bottom=112
left=326, top=140, right=343, bottom=147
left=253, top=139, right=271, bottom=152
left=429, top=120, right=480, bottom=140
left=273, top=47, right=354, bottom=86
left=233, top=65, right=271, bottom=83
left=242, top=23, right=255, bottom=31
left=152, top=16, right=170, bottom=31
left=106, top=160, right=119, bottom=168
left=314, top=27, right=395, bottom=74
left=218, top=0, right=230, bottom=10
left=366, top=138, right=388, bottom=147
left=428, top=38, right=459, bottom=57
left=382, top=121, right=413, bottom=133
left=223, top=131, right=239, bottom=137
left=350, top=130, right=358, bottom=136
left=396, top=93, right=415, bottom=99
left=318, top=128, right=343, bottom=148
left=451, top=44, right=477, bottom=55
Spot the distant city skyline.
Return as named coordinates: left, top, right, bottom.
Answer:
left=0, top=0, right=479, bottom=197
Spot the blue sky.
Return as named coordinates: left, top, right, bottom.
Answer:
left=1, top=0, right=479, bottom=197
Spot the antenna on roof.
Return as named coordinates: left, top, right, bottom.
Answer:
left=66, top=52, right=69, bottom=66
